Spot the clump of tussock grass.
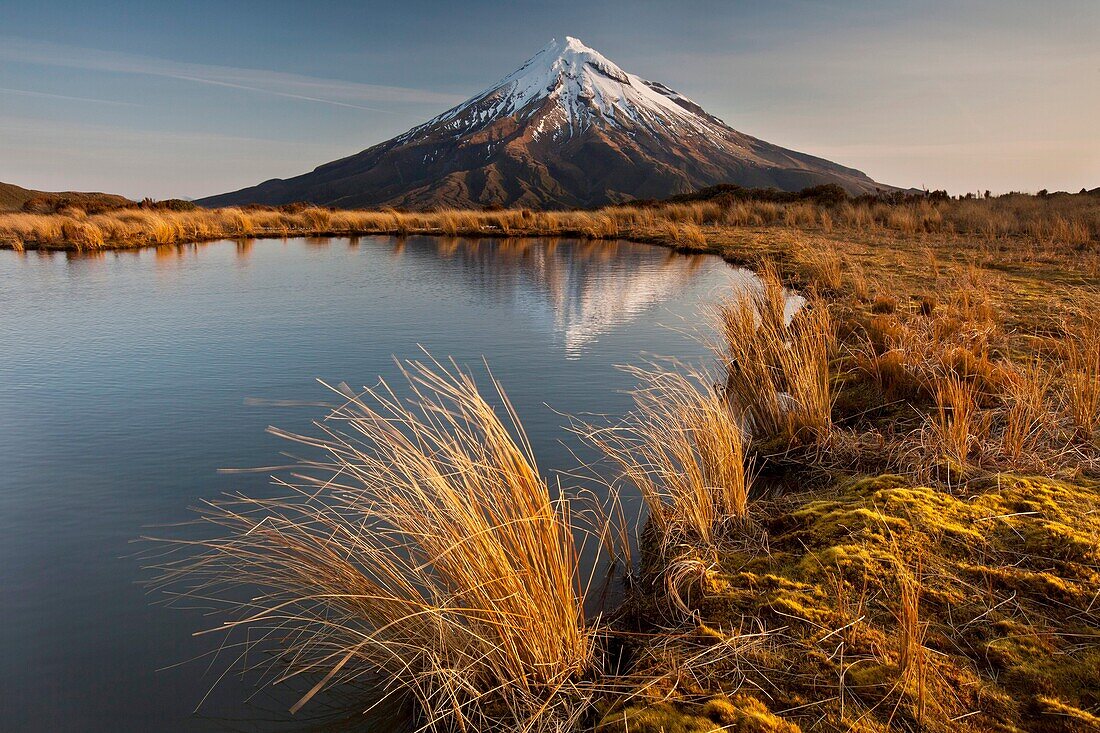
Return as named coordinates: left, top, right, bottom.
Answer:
left=1060, top=310, right=1100, bottom=442
left=846, top=262, right=870, bottom=302
left=998, top=358, right=1055, bottom=467
left=578, top=212, right=619, bottom=239
left=855, top=272, right=1006, bottom=409
left=581, top=366, right=752, bottom=554
left=662, top=221, right=707, bottom=249
left=871, top=294, right=898, bottom=314
left=299, top=206, right=332, bottom=230
left=847, top=273, right=1098, bottom=479
left=59, top=218, right=105, bottom=248
left=604, top=205, right=656, bottom=229
left=146, top=358, right=599, bottom=731
left=436, top=209, right=482, bottom=236
left=782, top=202, right=817, bottom=228
left=793, top=241, right=843, bottom=292
left=927, top=372, right=984, bottom=480
left=839, top=202, right=874, bottom=230
left=890, top=552, right=929, bottom=727
left=720, top=268, right=835, bottom=446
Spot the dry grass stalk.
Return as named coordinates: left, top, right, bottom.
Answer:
left=846, top=262, right=870, bottom=302
left=923, top=246, right=941, bottom=278
left=895, top=557, right=928, bottom=726
left=1000, top=359, right=1054, bottom=465
left=797, top=243, right=843, bottom=292
left=930, top=373, right=982, bottom=470
left=871, top=295, right=898, bottom=314
left=582, top=367, right=751, bottom=552
left=146, top=358, right=594, bottom=731
left=948, top=266, right=999, bottom=325
left=1061, top=311, right=1100, bottom=442
left=754, top=261, right=790, bottom=329
left=720, top=282, right=834, bottom=446
left=663, top=221, right=707, bottom=248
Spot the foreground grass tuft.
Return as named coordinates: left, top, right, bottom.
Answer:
left=720, top=274, right=835, bottom=448
left=583, top=366, right=752, bottom=553
left=146, top=358, right=595, bottom=732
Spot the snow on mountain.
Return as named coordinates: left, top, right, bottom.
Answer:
left=200, top=37, right=892, bottom=210
left=407, top=37, right=729, bottom=145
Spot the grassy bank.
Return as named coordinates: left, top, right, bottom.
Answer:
left=128, top=191, right=1100, bottom=731
left=596, top=254, right=1099, bottom=732
left=147, top=361, right=601, bottom=731
left=2, top=191, right=1098, bottom=264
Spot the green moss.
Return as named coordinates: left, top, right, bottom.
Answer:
left=986, top=623, right=1100, bottom=710
left=1029, top=696, right=1100, bottom=733
left=596, top=697, right=801, bottom=733
left=595, top=704, right=722, bottom=733
left=637, top=472, right=1100, bottom=732
left=701, top=695, right=801, bottom=732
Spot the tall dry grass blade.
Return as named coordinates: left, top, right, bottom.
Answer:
left=720, top=279, right=834, bottom=446
left=145, top=358, right=593, bottom=731
left=1061, top=311, right=1100, bottom=442
left=895, top=556, right=928, bottom=727
left=929, top=372, right=981, bottom=472
left=581, top=367, right=751, bottom=552
left=1000, top=359, right=1054, bottom=466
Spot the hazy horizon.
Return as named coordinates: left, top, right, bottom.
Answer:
left=1, top=0, right=1097, bottom=200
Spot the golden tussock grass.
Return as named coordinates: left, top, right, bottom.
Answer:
left=999, top=358, right=1055, bottom=466
left=894, top=555, right=929, bottom=726
left=839, top=254, right=1100, bottom=480
left=122, top=223, right=1100, bottom=731
left=1060, top=310, right=1100, bottom=441
left=660, top=190, right=1100, bottom=254
left=146, top=358, right=597, bottom=731
left=870, top=295, right=898, bottom=314
left=719, top=267, right=834, bottom=448
left=4, top=192, right=1097, bottom=264
left=782, top=202, right=817, bottom=228
left=794, top=241, right=843, bottom=292
left=928, top=372, right=984, bottom=472
left=581, top=366, right=751, bottom=553
left=23, top=185, right=1083, bottom=730
left=845, top=261, right=870, bottom=301
left=662, top=221, right=707, bottom=248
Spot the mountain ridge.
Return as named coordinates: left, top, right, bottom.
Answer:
left=200, top=37, right=895, bottom=210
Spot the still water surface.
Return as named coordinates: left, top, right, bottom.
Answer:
left=0, top=236, right=749, bottom=731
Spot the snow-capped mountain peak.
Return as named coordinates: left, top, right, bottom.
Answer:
left=416, top=36, right=728, bottom=142
left=201, top=37, right=891, bottom=210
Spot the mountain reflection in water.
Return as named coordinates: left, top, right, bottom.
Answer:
left=137, top=235, right=746, bottom=357
left=390, top=236, right=745, bottom=356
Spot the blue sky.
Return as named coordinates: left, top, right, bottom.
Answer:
left=1, top=1, right=1097, bottom=199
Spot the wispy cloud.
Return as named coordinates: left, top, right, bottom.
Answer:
left=0, top=86, right=142, bottom=107
left=0, top=37, right=463, bottom=113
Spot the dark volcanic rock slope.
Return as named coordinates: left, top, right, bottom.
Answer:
left=201, top=37, right=890, bottom=209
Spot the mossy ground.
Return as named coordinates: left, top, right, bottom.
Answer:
left=596, top=695, right=800, bottom=732
left=614, top=473, right=1099, bottom=732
